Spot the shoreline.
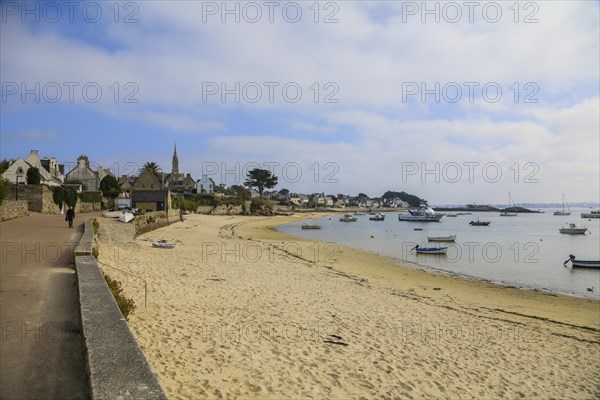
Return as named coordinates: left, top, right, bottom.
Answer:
left=238, top=214, right=600, bottom=330
left=97, top=213, right=600, bottom=399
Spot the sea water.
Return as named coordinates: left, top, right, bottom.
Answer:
left=277, top=209, right=600, bottom=299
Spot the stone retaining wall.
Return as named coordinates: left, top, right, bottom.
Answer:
left=134, top=209, right=181, bottom=236
left=0, top=200, right=29, bottom=221
left=75, top=219, right=167, bottom=399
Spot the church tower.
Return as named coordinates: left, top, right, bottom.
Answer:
left=172, top=143, right=179, bottom=176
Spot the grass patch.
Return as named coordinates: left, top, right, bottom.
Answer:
left=103, top=273, right=136, bottom=320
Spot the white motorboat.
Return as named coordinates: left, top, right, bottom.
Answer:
left=581, top=209, right=600, bottom=219
left=118, top=212, right=134, bottom=223
left=340, top=214, right=357, bottom=222
left=398, top=204, right=444, bottom=222
left=369, top=213, right=385, bottom=221
left=553, top=194, right=571, bottom=216
left=559, top=223, right=588, bottom=234
left=427, top=235, right=456, bottom=242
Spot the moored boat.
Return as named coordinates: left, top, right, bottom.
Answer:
left=354, top=212, right=367, bottom=216
left=399, top=204, right=444, bottom=222
left=152, top=241, right=176, bottom=249
left=469, top=220, right=491, bottom=226
left=369, top=213, right=385, bottom=221
left=413, top=245, right=448, bottom=254
left=554, top=194, right=571, bottom=216
left=581, top=209, right=600, bottom=219
left=340, top=214, right=357, bottom=222
left=445, top=213, right=457, bottom=217
left=559, top=223, right=588, bottom=234
left=427, top=235, right=456, bottom=242
left=564, top=255, right=600, bottom=268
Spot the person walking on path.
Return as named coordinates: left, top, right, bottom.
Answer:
left=66, top=208, right=75, bottom=228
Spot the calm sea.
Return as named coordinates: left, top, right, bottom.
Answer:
left=277, top=209, right=600, bottom=299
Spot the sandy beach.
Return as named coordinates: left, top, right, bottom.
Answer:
left=97, top=214, right=600, bottom=399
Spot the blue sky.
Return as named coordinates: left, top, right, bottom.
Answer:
left=1, top=1, right=599, bottom=204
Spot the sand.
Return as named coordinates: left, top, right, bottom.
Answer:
left=97, top=214, right=600, bottom=400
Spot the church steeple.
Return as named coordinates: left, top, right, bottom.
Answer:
left=172, top=143, right=179, bottom=175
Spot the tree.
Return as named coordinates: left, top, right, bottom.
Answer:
left=64, top=187, right=78, bottom=209
left=244, top=169, right=278, bottom=198
left=279, top=188, right=290, bottom=197
left=0, top=159, right=13, bottom=175
left=100, top=175, right=121, bottom=198
left=142, top=162, right=161, bottom=176
left=0, top=178, right=8, bottom=204
left=26, top=167, right=41, bottom=185
left=230, top=185, right=251, bottom=200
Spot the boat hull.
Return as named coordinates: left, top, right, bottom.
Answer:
left=559, top=228, right=587, bottom=234
left=553, top=212, right=571, bottom=216
left=399, top=215, right=443, bottom=222
left=581, top=213, right=600, bottom=218
left=118, top=212, right=134, bottom=223
left=415, top=247, right=448, bottom=254
left=427, top=235, right=456, bottom=242
left=572, top=260, right=600, bottom=268
left=469, top=221, right=491, bottom=226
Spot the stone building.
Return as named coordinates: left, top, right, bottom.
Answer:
left=164, top=144, right=196, bottom=192
left=1, top=150, right=63, bottom=186
left=65, top=155, right=113, bottom=191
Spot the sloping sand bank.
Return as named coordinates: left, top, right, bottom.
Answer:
left=97, top=214, right=600, bottom=399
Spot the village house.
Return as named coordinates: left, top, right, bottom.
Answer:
left=65, top=155, right=113, bottom=191
left=196, top=174, right=215, bottom=194
left=1, top=150, right=63, bottom=186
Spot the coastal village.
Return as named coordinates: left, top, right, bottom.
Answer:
left=0, top=146, right=414, bottom=221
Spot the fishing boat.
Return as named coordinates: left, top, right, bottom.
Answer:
left=469, top=220, right=491, bottom=226
left=369, top=213, right=385, bottom=221
left=413, top=245, right=448, bottom=254
left=500, top=193, right=518, bottom=216
left=340, top=214, right=357, bottom=222
left=102, top=210, right=122, bottom=218
left=553, top=194, right=571, bottom=216
left=398, top=204, right=444, bottom=222
left=118, top=212, right=134, bottom=223
left=581, top=209, right=600, bottom=219
left=301, top=224, right=322, bottom=230
left=564, top=255, right=600, bottom=268
left=559, top=223, right=588, bottom=234
left=427, top=235, right=456, bottom=242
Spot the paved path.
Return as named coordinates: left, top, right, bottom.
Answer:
left=0, top=212, right=98, bottom=399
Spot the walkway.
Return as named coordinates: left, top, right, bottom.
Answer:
left=0, top=212, right=94, bottom=399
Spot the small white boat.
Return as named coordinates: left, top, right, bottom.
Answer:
left=413, top=245, right=448, bottom=254
left=340, top=214, right=357, bottom=222
left=445, top=213, right=457, bottom=217
left=369, top=213, right=385, bottom=221
left=553, top=194, right=571, bottom=216
left=500, top=211, right=518, bottom=216
left=581, top=209, right=600, bottom=219
left=565, top=255, right=600, bottom=268
left=398, top=204, right=444, bottom=222
left=559, top=223, right=588, bottom=234
left=427, top=235, right=456, bottom=242
left=354, top=212, right=367, bottom=216
left=118, top=212, right=134, bottom=223
left=102, top=211, right=122, bottom=218
left=152, top=241, right=176, bottom=249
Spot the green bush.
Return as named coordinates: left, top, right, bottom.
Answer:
left=26, top=167, right=41, bottom=185
left=250, top=198, right=273, bottom=214
left=103, top=273, right=135, bottom=320
left=80, top=192, right=102, bottom=203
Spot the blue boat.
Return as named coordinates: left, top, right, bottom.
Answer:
left=413, top=245, right=448, bottom=254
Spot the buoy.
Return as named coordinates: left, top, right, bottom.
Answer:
left=371, top=235, right=374, bottom=239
